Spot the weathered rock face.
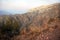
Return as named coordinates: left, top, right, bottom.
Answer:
left=0, top=3, right=60, bottom=40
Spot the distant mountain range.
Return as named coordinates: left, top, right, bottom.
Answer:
left=0, top=3, right=60, bottom=40
left=0, top=10, right=10, bottom=15
left=0, top=9, right=29, bottom=15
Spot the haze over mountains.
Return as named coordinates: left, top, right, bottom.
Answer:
left=0, top=3, right=60, bottom=40
left=0, top=10, right=9, bottom=15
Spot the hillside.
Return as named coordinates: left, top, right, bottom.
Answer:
left=0, top=3, right=60, bottom=40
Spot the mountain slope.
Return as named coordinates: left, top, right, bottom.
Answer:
left=0, top=3, right=60, bottom=40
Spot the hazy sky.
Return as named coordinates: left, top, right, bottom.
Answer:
left=0, top=0, right=60, bottom=14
